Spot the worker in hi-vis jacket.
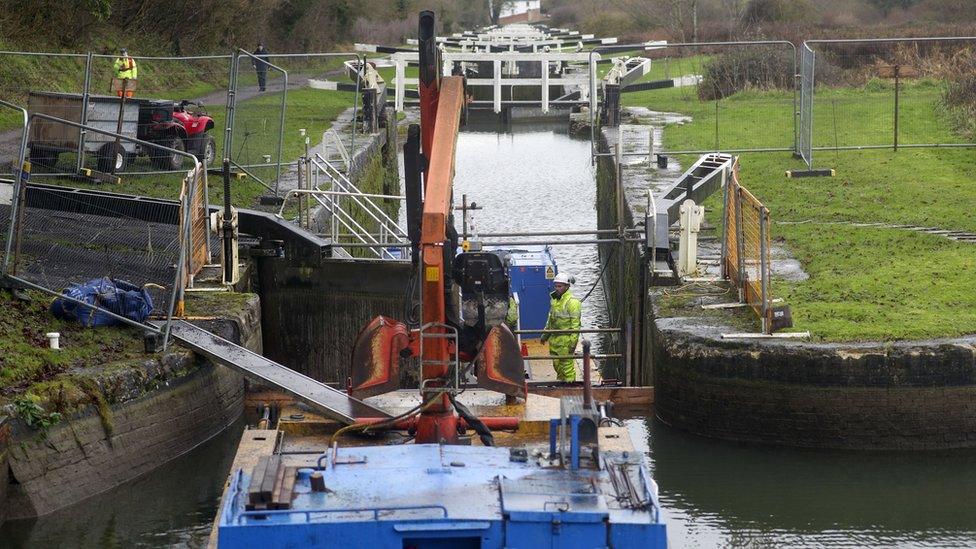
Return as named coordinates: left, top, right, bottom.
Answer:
left=540, top=272, right=581, bottom=382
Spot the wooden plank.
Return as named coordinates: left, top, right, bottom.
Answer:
left=273, top=466, right=298, bottom=510
left=247, top=455, right=270, bottom=505
left=269, top=461, right=287, bottom=510
left=259, top=455, right=281, bottom=504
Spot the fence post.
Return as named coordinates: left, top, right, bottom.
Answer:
left=352, top=54, right=362, bottom=154
left=790, top=41, right=799, bottom=156
left=76, top=52, right=94, bottom=173
left=719, top=164, right=730, bottom=277
left=714, top=101, right=719, bottom=150
left=893, top=65, right=900, bottom=152
left=759, top=206, right=770, bottom=334
left=275, top=68, right=288, bottom=196
left=735, top=187, right=746, bottom=302
left=624, top=317, right=633, bottom=386
left=223, top=53, right=238, bottom=164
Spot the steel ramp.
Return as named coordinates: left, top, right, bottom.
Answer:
left=159, top=320, right=393, bottom=424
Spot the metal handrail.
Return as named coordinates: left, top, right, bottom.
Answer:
left=301, top=185, right=396, bottom=260
left=311, top=155, right=406, bottom=248
left=313, top=154, right=405, bottom=238
left=278, top=188, right=407, bottom=259
left=324, top=128, right=350, bottom=171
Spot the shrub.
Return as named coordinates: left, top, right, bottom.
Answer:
left=942, top=49, right=976, bottom=138
left=697, top=45, right=795, bottom=101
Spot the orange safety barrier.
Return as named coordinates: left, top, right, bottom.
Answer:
left=179, top=164, right=211, bottom=283
left=721, top=159, right=781, bottom=333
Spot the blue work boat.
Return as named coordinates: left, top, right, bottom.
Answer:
left=216, top=393, right=667, bottom=548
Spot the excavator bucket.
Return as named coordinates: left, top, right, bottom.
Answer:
left=475, top=324, right=527, bottom=399
left=349, top=316, right=410, bottom=399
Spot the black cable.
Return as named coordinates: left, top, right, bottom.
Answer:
left=580, top=246, right=615, bottom=303
left=450, top=393, right=493, bottom=447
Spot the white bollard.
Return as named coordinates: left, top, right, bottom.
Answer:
left=678, top=199, right=704, bottom=277
left=46, top=332, right=61, bottom=350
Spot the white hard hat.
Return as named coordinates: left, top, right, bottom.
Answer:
left=553, top=272, right=574, bottom=285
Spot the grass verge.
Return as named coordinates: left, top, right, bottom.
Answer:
left=624, top=75, right=976, bottom=341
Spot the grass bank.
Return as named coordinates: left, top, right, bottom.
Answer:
left=624, top=76, right=976, bottom=341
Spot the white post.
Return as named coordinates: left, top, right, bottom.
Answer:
left=541, top=59, right=549, bottom=113
left=678, top=199, right=704, bottom=277
left=588, top=54, right=598, bottom=115
left=395, top=55, right=405, bottom=112
left=493, top=59, right=502, bottom=114
left=648, top=129, right=654, bottom=165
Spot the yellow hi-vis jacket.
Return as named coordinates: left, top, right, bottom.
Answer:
left=544, top=290, right=581, bottom=348
left=114, top=56, right=138, bottom=79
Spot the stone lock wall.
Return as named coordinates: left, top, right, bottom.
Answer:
left=653, top=317, right=976, bottom=450
left=1, top=295, right=262, bottom=520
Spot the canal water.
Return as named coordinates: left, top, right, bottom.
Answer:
left=451, top=115, right=611, bottom=341
left=3, top=115, right=975, bottom=548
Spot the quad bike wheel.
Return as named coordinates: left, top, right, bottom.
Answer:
left=150, top=137, right=185, bottom=171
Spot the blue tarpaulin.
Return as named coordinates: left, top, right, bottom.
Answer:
left=51, top=277, right=154, bottom=327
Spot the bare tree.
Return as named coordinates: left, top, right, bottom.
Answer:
left=720, top=0, right=746, bottom=38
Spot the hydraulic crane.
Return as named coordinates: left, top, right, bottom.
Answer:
left=348, top=11, right=526, bottom=445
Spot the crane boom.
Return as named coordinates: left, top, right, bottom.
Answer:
left=416, top=76, right=465, bottom=444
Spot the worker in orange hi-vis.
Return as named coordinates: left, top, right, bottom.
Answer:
left=113, top=48, right=138, bottom=98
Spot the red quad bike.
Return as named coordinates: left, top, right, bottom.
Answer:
left=138, top=99, right=217, bottom=170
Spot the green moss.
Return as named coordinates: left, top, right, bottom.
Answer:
left=0, top=290, right=145, bottom=403
left=183, top=291, right=255, bottom=318
left=26, top=375, right=114, bottom=438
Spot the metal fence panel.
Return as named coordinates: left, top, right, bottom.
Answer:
left=0, top=51, right=89, bottom=179
left=268, top=53, right=363, bottom=201
left=181, top=163, right=211, bottom=280
left=2, top=114, right=200, bottom=342
left=630, top=41, right=797, bottom=155
left=799, top=43, right=815, bottom=168
left=806, top=37, right=976, bottom=155
left=226, top=49, right=287, bottom=195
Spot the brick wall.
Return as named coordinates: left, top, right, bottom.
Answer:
left=653, top=318, right=976, bottom=449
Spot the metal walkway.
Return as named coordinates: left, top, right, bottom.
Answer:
left=160, top=320, right=392, bottom=424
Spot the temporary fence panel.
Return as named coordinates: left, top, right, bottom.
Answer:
left=88, top=54, right=231, bottom=170
left=0, top=101, right=28, bottom=268
left=721, top=160, right=774, bottom=333
left=180, top=162, right=211, bottom=280
left=624, top=41, right=797, bottom=155
left=225, top=49, right=287, bottom=195
left=799, top=43, right=815, bottom=168
left=0, top=51, right=90, bottom=178
left=805, top=37, right=976, bottom=157
left=267, top=53, right=363, bottom=200
left=2, top=114, right=200, bottom=340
